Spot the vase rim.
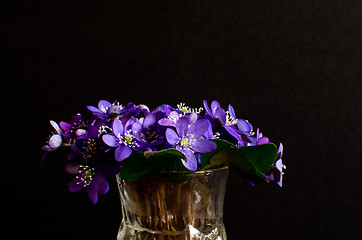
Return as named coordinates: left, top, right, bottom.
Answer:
left=161, top=165, right=229, bottom=175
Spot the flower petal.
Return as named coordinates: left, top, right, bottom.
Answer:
left=176, top=116, right=189, bottom=137
left=228, top=104, right=236, bottom=119
left=225, top=126, right=242, bottom=142
left=181, top=148, right=198, bottom=171
left=236, top=119, right=252, bottom=134
left=158, top=118, right=175, bottom=127
left=86, top=184, right=98, bottom=204
left=132, top=122, right=144, bottom=141
left=203, top=100, right=212, bottom=117
left=68, top=178, right=84, bottom=192
left=92, top=175, right=109, bottom=195
left=65, top=163, right=80, bottom=174
left=98, top=100, right=112, bottom=112
left=112, top=118, right=124, bottom=136
left=102, top=135, right=119, bottom=147
left=59, top=121, right=73, bottom=132
left=87, top=105, right=106, bottom=117
left=214, top=108, right=226, bottom=126
left=191, top=139, right=217, bottom=153
left=143, top=113, right=156, bottom=129
left=166, top=128, right=180, bottom=145
left=277, top=143, right=284, bottom=158
left=257, top=136, right=269, bottom=145
left=187, top=119, right=210, bottom=139
left=211, top=101, right=221, bottom=112
left=115, top=145, right=132, bottom=161
left=49, top=135, right=62, bottom=149
left=189, top=113, right=198, bottom=124
left=87, top=125, right=98, bottom=138
left=50, top=120, right=61, bottom=134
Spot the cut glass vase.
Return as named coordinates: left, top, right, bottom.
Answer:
left=116, top=166, right=229, bottom=240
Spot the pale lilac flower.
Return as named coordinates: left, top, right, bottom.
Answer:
left=42, top=120, right=62, bottom=151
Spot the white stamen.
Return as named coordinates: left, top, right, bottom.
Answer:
left=177, top=103, right=203, bottom=115
left=225, top=111, right=238, bottom=126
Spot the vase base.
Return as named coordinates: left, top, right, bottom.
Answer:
left=117, top=222, right=227, bottom=240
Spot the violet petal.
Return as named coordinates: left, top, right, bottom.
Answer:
left=181, top=148, right=198, bottom=171
left=102, top=135, right=119, bottom=147
left=187, top=119, right=210, bottom=139
left=211, top=101, right=221, bottom=112
left=191, top=139, right=217, bottom=153
left=132, top=121, right=144, bottom=141
left=203, top=100, right=212, bottom=117
left=115, top=145, right=132, bottom=161
left=158, top=118, right=175, bottom=127
left=257, top=136, right=270, bottom=145
left=86, top=184, right=98, bottom=204
left=176, top=116, right=189, bottom=137
left=214, top=108, right=226, bottom=126
left=112, top=118, right=124, bottom=136
left=165, top=128, right=180, bottom=145
left=68, top=179, right=84, bottom=192
left=92, top=175, right=109, bottom=195
left=143, top=113, right=156, bottom=129
left=236, top=119, right=252, bottom=133
left=98, top=100, right=112, bottom=112
left=228, top=104, right=236, bottom=119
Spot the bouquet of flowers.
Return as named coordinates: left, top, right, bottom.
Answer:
left=42, top=100, right=285, bottom=204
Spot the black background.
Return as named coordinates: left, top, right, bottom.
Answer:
left=2, top=0, right=361, bottom=239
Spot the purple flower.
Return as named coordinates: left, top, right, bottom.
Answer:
left=275, top=143, right=285, bottom=187
left=158, top=111, right=181, bottom=127
left=66, top=163, right=120, bottom=204
left=265, top=143, right=285, bottom=187
left=249, top=128, right=270, bottom=145
left=42, top=120, right=62, bottom=151
left=87, top=100, right=134, bottom=120
left=203, top=100, right=242, bottom=144
left=132, top=112, right=166, bottom=148
left=59, top=114, right=87, bottom=139
left=67, top=124, right=106, bottom=164
left=165, top=116, right=217, bottom=171
left=102, top=118, right=142, bottom=161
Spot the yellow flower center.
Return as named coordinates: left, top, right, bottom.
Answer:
left=180, top=138, right=189, bottom=147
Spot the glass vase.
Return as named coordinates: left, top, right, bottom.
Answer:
left=116, top=166, right=229, bottom=240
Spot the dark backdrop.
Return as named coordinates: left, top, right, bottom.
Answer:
left=2, top=1, right=361, bottom=239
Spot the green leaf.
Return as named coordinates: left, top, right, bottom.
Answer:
left=120, top=149, right=187, bottom=181
left=207, top=143, right=278, bottom=183
left=238, top=143, right=278, bottom=171
left=200, top=139, right=236, bottom=169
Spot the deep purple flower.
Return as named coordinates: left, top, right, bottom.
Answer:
left=102, top=118, right=142, bottom=161
left=42, top=120, right=62, bottom=151
left=59, top=114, right=87, bottom=139
left=165, top=116, right=217, bottom=171
left=66, top=163, right=120, bottom=204
left=68, top=124, right=106, bottom=164
left=132, top=112, right=166, bottom=148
